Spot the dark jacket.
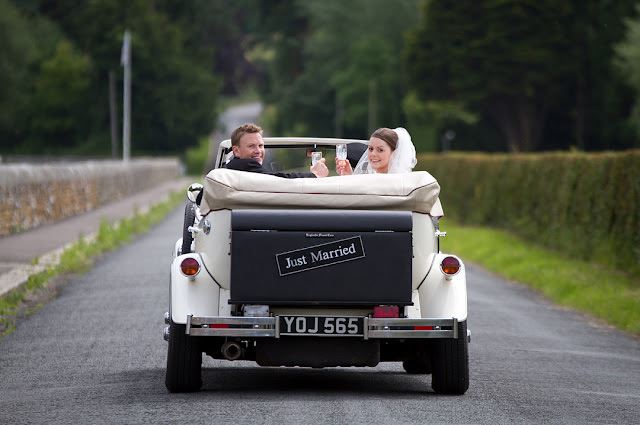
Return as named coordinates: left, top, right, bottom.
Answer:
left=224, top=157, right=315, bottom=178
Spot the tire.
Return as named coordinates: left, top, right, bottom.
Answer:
left=165, top=324, right=202, bottom=393
left=181, top=201, right=196, bottom=255
left=431, top=321, right=469, bottom=395
left=403, top=358, right=431, bottom=374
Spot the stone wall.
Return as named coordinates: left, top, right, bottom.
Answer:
left=0, top=158, right=181, bottom=236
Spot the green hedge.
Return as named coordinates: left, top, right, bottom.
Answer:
left=418, top=150, right=640, bottom=277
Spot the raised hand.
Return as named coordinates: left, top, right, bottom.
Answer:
left=310, top=158, right=329, bottom=177
left=335, top=157, right=353, bottom=175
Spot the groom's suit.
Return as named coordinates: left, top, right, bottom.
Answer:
left=224, top=157, right=315, bottom=179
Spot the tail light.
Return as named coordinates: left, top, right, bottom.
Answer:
left=180, top=257, right=200, bottom=277
left=373, top=305, right=399, bottom=318
left=440, top=256, right=461, bottom=277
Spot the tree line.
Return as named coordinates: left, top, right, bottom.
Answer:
left=2, top=0, right=640, bottom=155
left=257, top=0, right=640, bottom=152
left=0, top=0, right=257, bottom=156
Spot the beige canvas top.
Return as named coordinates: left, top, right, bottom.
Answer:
left=201, top=168, right=444, bottom=216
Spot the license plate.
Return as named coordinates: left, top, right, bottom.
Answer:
left=279, top=316, right=364, bottom=336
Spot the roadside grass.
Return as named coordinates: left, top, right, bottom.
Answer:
left=0, top=191, right=184, bottom=336
left=441, top=219, right=640, bottom=335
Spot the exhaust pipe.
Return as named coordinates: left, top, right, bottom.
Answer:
left=221, top=341, right=243, bottom=361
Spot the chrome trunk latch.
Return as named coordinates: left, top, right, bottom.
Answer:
left=188, top=218, right=211, bottom=235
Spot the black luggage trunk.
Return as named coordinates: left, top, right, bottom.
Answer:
left=229, top=210, right=413, bottom=306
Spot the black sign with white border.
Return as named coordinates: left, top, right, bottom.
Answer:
left=276, top=236, right=365, bottom=276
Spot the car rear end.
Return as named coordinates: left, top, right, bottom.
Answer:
left=165, top=161, right=468, bottom=394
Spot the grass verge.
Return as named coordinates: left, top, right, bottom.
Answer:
left=0, top=191, right=184, bottom=336
left=441, top=219, right=640, bottom=335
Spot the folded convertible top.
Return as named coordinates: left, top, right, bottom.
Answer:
left=200, top=169, right=443, bottom=216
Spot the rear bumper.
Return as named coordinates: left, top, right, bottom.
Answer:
left=184, top=315, right=460, bottom=339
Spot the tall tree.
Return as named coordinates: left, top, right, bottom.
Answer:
left=257, top=0, right=421, bottom=138
left=577, top=0, right=637, bottom=150
left=7, top=0, right=224, bottom=155
left=28, top=40, right=92, bottom=151
left=0, top=0, right=61, bottom=151
left=406, top=0, right=575, bottom=152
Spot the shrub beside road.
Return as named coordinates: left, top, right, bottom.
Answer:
left=420, top=151, right=640, bottom=335
left=419, top=150, right=640, bottom=277
left=442, top=219, right=639, bottom=334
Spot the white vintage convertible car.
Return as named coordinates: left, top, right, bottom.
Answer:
left=164, top=138, right=469, bottom=394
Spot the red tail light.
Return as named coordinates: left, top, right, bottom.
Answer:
left=180, top=257, right=200, bottom=276
left=440, top=256, right=461, bottom=276
left=414, top=325, right=433, bottom=330
left=211, top=324, right=229, bottom=329
left=373, top=305, right=399, bottom=318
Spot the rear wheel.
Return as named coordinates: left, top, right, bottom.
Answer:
left=431, top=321, right=469, bottom=394
left=181, top=201, right=196, bottom=254
left=165, top=324, right=202, bottom=393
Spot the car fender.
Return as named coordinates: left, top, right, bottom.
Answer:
left=170, top=253, right=220, bottom=324
left=418, top=253, right=467, bottom=321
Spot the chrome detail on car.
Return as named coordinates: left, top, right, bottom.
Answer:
left=221, top=341, right=243, bottom=360
left=188, top=217, right=210, bottom=236
left=184, top=315, right=461, bottom=339
left=202, top=218, right=211, bottom=235
left=242, top=304, right=270, bottom=317
left=186, top=183, right=203, bottom=204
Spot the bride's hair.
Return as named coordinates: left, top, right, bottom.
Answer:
left=370, top=128, right=398, bottom=150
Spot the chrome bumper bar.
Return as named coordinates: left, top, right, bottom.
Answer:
left=185, top=315, right=459, bottom=339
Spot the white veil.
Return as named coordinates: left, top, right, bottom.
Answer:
left=353, top=127, right=417, bottom=174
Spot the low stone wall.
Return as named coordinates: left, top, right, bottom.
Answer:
left=0, top=158, right=182, bottom=236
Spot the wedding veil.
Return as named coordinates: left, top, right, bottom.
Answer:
left=353, top=127, right=417, bottom=174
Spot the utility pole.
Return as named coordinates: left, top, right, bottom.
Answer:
left=121, top=30, right=132, bottom=162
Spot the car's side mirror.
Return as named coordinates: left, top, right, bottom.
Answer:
left=187, top=183, right=204, bottom=204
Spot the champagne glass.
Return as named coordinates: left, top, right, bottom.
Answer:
left=336, top=144, right=347, bottom=174
left=311, top=151, right=322, bottom=166
left=336, top=144, right=347, bottom=161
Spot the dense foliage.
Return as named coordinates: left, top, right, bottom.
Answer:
left=0, top=0, right=258, bottom=155
left=418, top=150, right=640, bottom=276
left=404, top=0, right=639, bottom=152
left=2, top=0, right=640, bottom=155
left=254, top=0, right=421, bottom=139
left=256, top=0, right=640, bottom=152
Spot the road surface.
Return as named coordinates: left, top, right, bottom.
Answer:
left=1, top=207, right=638, bottom=424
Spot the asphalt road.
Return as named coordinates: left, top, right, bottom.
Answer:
left=1, top=207, right=639, bottom=424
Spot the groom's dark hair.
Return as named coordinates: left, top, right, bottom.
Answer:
left=370, top=128, right=398, bottom=150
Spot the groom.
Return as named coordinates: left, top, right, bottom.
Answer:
left=224, top=123, right=329, bottom=178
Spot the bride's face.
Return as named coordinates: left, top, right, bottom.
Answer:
left=367, top=137, right=393, bottom=173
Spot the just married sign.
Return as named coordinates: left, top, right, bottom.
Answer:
left=275, top=236, right=366, bottom=276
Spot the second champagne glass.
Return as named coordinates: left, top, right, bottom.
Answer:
left=336, top=144, right=347, bottom=174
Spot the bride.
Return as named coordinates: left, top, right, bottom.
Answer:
left=336, top=127, right=417, bottom=175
